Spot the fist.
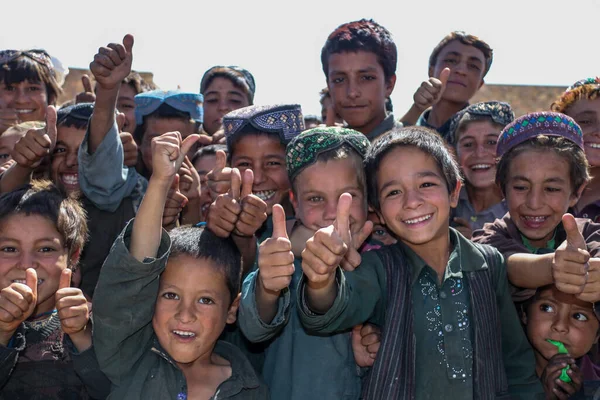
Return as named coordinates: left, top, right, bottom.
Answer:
left=55, top=269, right=90, bottom=336
left=120, top=131, right=138, bottom=168
left=11, top=106, right=57, bottom=169
left=413, top=68, right=450, bottom=112
left=90, top=34, right=134, bottom=90
left=258, top=205, right=294, bottom=294
left=0, top=268, right=38, bottom=344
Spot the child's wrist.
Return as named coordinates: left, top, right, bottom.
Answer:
left=149, top=174, right=175, bottom=189
left=257, top=275, right=282, bottom=300
left=0, top=329, right=15, bottom=347
left=67, top=325, right=92, bottom=352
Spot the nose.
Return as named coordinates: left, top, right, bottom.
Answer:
left=66, top=150, right=78, bottom=168
left=525, top=187, right=543, bottom=210
left=347, top=78, right=361, bottom=100
left=253, top=166, right=266, bottom=186
left=403, top=189, right=423, bottom=210
left=323, top=199, right=338, bottom=224
left=551, top=314, right=569, bottom=334
left=475, top=143, right=487, bottom=157
left=16, top=252, right=36, bottom=271
left=175, top=300, right=197, bottom=324
left=217, top=99, right=230, bottom=114
left=454, top=61, right=468, bottom=76
left=14, top=86, right=28, bottom=104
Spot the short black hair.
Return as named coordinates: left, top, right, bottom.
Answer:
left=168, top=226, right=242, bottom=304
left=429, top=31, right=493, bottom=78
left=57, top=102, right=94, bottom=131
left=133, top=103, right=194, bottom=144
left=321, top=19, right=397, bottom=82
left=191, top=144, right=227, bottom=165
left=365, top=126, right=462, bottom=211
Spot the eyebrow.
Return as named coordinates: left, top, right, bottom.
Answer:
left=378, top=171, right=441, bottom=192
left=330, top=66, right=379, bottom=75
left=512, top=175, right=567, bottom=184
left=205, top=89, right=245, bottom=97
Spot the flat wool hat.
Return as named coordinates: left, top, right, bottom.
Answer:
left=286, top=126, right=370, bottom=181
left=134, top=90, right=204, bottom=125
left=223, top=104, right=304, bottom=149
left=497, top=112, right=583, bottom=157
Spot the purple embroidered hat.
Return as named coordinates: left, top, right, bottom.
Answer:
left=497, top=111, right=583, bottom=157
left=223, top=104, right=304, bottom=150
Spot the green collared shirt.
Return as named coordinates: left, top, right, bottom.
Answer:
left=400, top=234, right=474, bottom=400
left=521, top=232, right=557, bottom=254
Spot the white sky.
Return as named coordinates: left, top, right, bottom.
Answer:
left=3, top=0, right=600, bottom=116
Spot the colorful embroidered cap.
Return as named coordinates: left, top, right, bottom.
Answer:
left=57, top=102, right=94, bottom=126
left=134, top=90, right=203, bottom=125
left=286, top=126, right=370, bottom=181
left=566, top=77, right=600, bottom=92
left=497, top=112, right=583, bottom=157
left=200, top=65, right=256, bottom=104
left=223, top=104, right=304, bottom=150
left=447, top=101, right=514, bottom=145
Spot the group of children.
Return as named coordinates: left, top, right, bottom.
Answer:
left=0, top=17, right=599, bottom=400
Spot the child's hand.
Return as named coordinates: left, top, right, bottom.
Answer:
left=577, top=257, right=600, bottom=303
left=12, top=106, right=57, bottom=169
left=89, top=34, right=134, bottom=91
left=150, top=131, right=201, bottom=184
left=553, top=214, right=590, bottom=295
left=120, top=131, right=138, bottom=167
left=162, top=175, right=187, bottom=229
left=206, top=168, right=244, bottom=238
left=0, top=268, right=38, bottom=345
left=301, top=194, right=351, bottom=288
left=206, top=150, right=232, bottom=201
left=75, top=74, right=97, bottom=104
left=257, top=204, right=294, bottom=295
left=352, top=323, right=381, bottom=367
left=340, top=218, right=373, bottom=272
left=178, top=157, right=201, bottom=204
left=0, top=102, right=19, bottom=134
left=541, top=353, right=582, bottom=399
left=413, top=68, right=450, bottom=112
left=55, top=269, right=89, bottom=338
left=234, top=169, right=267, bottom=237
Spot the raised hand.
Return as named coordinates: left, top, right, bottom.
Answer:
left=413, top=67, right=450, bottom=112
left=150, top=131, right=201, bottom=183
left=11, top=105, right=57, bottom=169
left=553, top=214, right=590, bottom=295
left=234, top=169, right=268, bottom=237
left=120, top=131, right=138, bottom=167
left=336, top=193, right=372, bottom=271
left=162, top=174, right=187, bottom=229
left=178, top=157, right=202, bottom=204
left=55, top=269, right=89, bottom=337
left=0, top=268, right=38, bottom=345
left=90, top=34, right=134, bottom=91
left=206, top=150, right=232, bottom=201
left=577, top=257, right=600, bottom=303
left=257, top=204, right=295, bottom=294
left=75, top=74, right=97, bottom=104
left=206, top=168, right=243, bottom=238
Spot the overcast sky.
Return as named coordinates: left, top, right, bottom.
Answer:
left=3, top=0, right=599, bottom=116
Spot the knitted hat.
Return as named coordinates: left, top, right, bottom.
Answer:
left=446, top=101, right=514, bottom=145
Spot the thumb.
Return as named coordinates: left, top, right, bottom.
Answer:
left=58, top=268, right=72, bottom=290
left=171, top=174, right=180, bottom=192
left=25, top=268, right=38, bottom=299
left=45, top=105, right=57, bottom=148
left=439, top=67, right=450, bottom=88
left=123, top=34, right=134, bottom=54
left=181, top=134, right=200, bottom=157
left=271, top=204, right=288, bottom=239
left=215, top=150, right=227, bottom=171
left=334, top=193, right=353, bottom=243
left=241, top=169, right=253, bottom=199
left=116, top=112, right=126, bottom=133
left=81, top=74, right=93, bottom=93
left=353, top=220, right=374, bottom=250
left=563, top=213, right=586, bottom=249
left=230, top=168, right=241, bottom=200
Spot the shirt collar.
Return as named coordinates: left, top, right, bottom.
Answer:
left=366, top=112, right=399, bottom=141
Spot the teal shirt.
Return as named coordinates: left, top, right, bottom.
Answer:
left=298, top=228, right=543, bottom=398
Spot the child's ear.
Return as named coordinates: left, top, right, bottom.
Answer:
left=69, top=247, right=82, bottom=268
left=570, top=182, right=588, bottom=207
left=226, top=292, right=241, bottom=325
left=520, top=310, right=528, bottom=326
left=289, top=190, right=299, bottom=214
left=385, top=74, right=397, bottom=98
left=449, top=180, right=462, bottom=208
left=478, top=79, right=485, bottom=90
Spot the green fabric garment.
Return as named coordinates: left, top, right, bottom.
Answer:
left=520, top=232, right=557, bottom=254
left=298, top=228, right=543, bottom=398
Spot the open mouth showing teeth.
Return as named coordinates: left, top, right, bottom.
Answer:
left=254, top=190, right=276, bottom=201
left=470, top=164, right=492, bottom=171
left=523, top=216, right=547, bottom=222
left=587, top=143, right=600, bottom=149
left=12, top=279, right=43, bottom=285
left=15, top=109, right=35, bottom=114
left=61, top=174, right=79, bottom=186
left=173, top=330, right=196, bottom=338
left=403, top=214, right=433, bottom=225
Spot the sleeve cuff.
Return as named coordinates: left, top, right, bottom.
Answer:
left=116, top=219, right=172, bottom=274
left=297, top=268, right=345, bottom=328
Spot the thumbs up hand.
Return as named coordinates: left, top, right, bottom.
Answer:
left=206, top=168, right=243, bottom=238
left=90, top=34, right=134, bottom=91
left=75, top=74, right=97, bottom=104
left=206, top=150, right=232, bottom=201
left=11, top=105, right=57, bottom=169
left=233, top=169, right=268, bottom=237
left=553, top=214, right=590, bottom=295
left=413, top=67, right=450, bottom=112
left=55, top=269, right=89, bottom=337
left=301, top=194, right=351, bottom=288
left=0, top=268, right=38, bottom=346
left=257, top=204, right=295, bottom=294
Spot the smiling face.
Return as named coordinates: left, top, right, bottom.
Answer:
left=376, top=146, right=460, bottom=254
left=327, top=51, right=395, bottom=135
left=456, top=120, right=501, bottom=189
left=430, top=40, right=486, bottom=104
left=51, top=125, right=86, bottom=194
left=291, top=157, right=367, bottom=235
left=566, top=97, right=600, bottom=167
left=524, top=285, right=599, bottom=372
left=141, top=117, right=196, bottom=174
left=0, top=214, right=73, bottom=316
left=0, top=80, right=48, bottom=122
left=230, top=133, right=289, bottom=214
left=152, top=255, right=239, bottom=367
left=505, top=149, right=581, bottom=248
left=117, top=83, right=137, bottom=134
left=203, top=77, right=250, bottom=136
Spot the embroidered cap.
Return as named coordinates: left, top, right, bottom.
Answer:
left=566, top=77, right=600, bottom=92
left=286, top=126, right=370, bottom=181
left=447, top=101, right=514, bottom=145
left=57, top=102, right=94, bottom=125
left=223, top=104, right=304, bottom=149
left=497, top=111, right=583, bottom=157
left=134, top=90, right=203, bottom=126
